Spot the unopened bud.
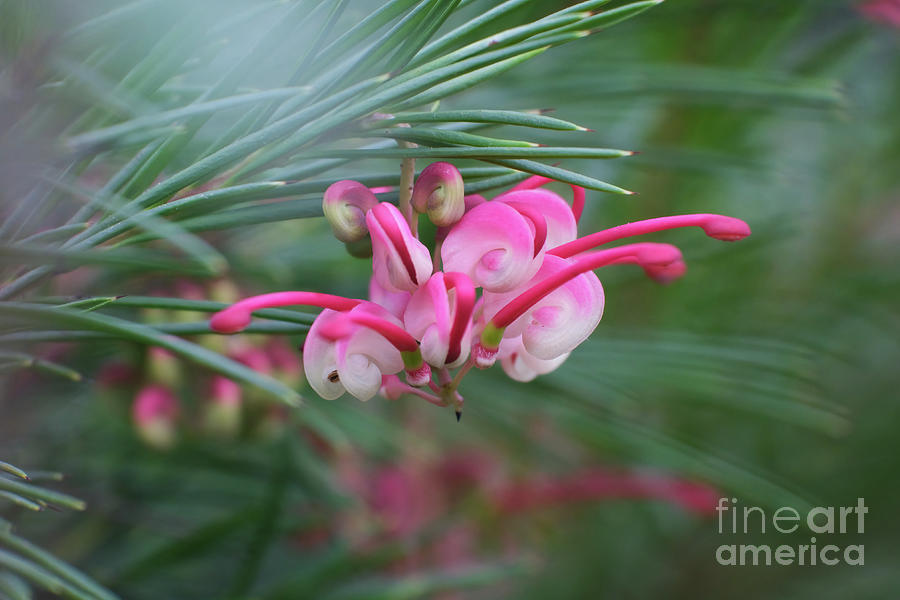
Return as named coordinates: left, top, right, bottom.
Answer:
left=147, top=347, right=180, bottom=387
left=411, top=162, right=465, bottom=227
left=204, top=376, right=242, bottom=437
left=323, top=180, right=378, bottom=243
left=133, top=384, right=179, bottom=450
left=344, top=236, right=373, bottom=258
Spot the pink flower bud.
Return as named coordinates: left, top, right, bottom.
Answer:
left=204, top=376, right=242, bottom=437
left=367, top=202, right=433, bottom=293
left=132, top=384, right=179, bottom=450
left=322, top=180, right=378, bottom=243
left=411, top=162, right=466, bottom=226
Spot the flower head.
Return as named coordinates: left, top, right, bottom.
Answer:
left=210, top=169, right=750, bottom=412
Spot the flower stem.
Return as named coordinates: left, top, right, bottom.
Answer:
left=398, top=141, right=417, bottom=236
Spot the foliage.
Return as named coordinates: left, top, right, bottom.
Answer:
left=1, top=0, right=898, bottom=598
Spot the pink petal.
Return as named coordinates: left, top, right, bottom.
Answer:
left=367, top=203, right=433, bottom=292
left=494, top=188, right=578, bottom=249
left=368, top=275, right=410, bottom=318
left=441, top=201, right=542, bottom=292
left=498, top=335, right=570, bottom=382
left=483, top=255, right=604, bottom=360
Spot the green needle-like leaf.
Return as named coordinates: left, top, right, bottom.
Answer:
left=0, top=303, right=301, bottom=405
left=360, top=126, right=537, bottom=147
left=374, top=109, right=588, bottom=131
left=0, top=477, right=85, bottom=511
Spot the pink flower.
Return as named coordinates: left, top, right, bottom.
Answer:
left=132, top=384, right=179, bottom=449
left=441, top=200, right=544, bottom=292
left=367, top=202, right=433, bottom=292
left=403, top=272, right=476, bottom=368
left=474, top=243, right=683, bottom=368
left=482, top=254, right=605, bottom=362
left=209, top=171, right=751, bottom=413
left=859, top=0, right=900, bottom=26
left=304, top=304, right=406, bottom=401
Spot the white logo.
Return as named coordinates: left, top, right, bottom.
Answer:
left=714, top=498, right=866, bottom=566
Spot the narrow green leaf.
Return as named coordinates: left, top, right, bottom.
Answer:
left=321, top=563, right=525, bottom=600
left=388, top=0, right=462, bottom=72
left=338, top=0, right=446, bottom=87
left=411, top=0, right=540, bottom=66
left=19, top=223, right=89, bottom=246
left=386, top=46, right=552, bottom=112
left=234, top=40, right=570, bottom=180
left=0, top=571, right=32, bottom=600
left=0, top=245, right=218, bottom=277
left=300, top=146, right=632, bottom=160
left=376, top=109, right=587, bottom=131
left=0, top=303, right=301, bottom=405
left=122, top=199, right=323, bottom=242
left=0, top=491, right=43, bottom=512
left=549, top=0, right=663, bottom=35
left=409, top=12, right=583, bottom=76
left=487, top=158, right=635, bottom=194
left=0, top=351, right=83, bottom=382
left=0, top=549, right=95, bottom=600
left=65, top=88, right=310, bottom=152
left=460, top=171, right=529, bottom=194
left=360, top=127, right=537, bottom=147
left=76, top=182, right=289, bottom=246
left=0, top=529, right=120, bottom=600
left=310, top=0, right=422, bottom=74
left=45, top=295, right=316, bottom=326
left=40, top=177, right=227, bottom=275
left=0, top=462, right=29, bottom=481
left=0, top=477, right=85, bottom=511
left=70, top=137, right=167, bottom=224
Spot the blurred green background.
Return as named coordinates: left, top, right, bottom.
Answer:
left=1, top=1, right=898, bottom=598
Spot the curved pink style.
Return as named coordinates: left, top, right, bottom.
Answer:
left=318, top=309, right=419, bottom=352
left=367, top=202, right=433, bottom=292
left=508, top=175, right=587, bottom=222
left=441, top=201, right=543, bottom=292
left=482, top=254, right=604, bottom=361
left=489, top=243, right=682, bottom=332
left=550, top=214, right=751, bottom=259
left=210, top=291, right=361, bottom=334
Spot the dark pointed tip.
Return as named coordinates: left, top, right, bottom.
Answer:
left=455, top=410, right=462, bottom=422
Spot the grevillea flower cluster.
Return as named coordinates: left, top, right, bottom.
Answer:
left=210, top=163, right=750, bottom=418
